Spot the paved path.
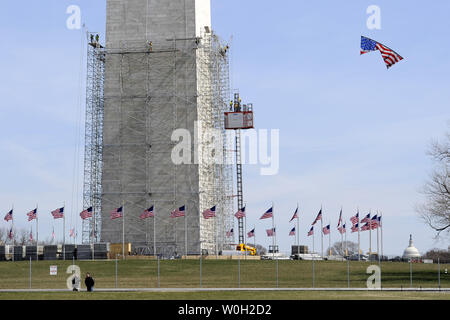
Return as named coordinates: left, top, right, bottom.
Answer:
left=0, top=287, right=448, bottom=293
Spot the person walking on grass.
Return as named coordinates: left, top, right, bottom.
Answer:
left=85, top=272, right=95, bottom=292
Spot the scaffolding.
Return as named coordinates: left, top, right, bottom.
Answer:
left=83, top=29, right=233, bottom=255
left=82, top=33, right=105, bottom=244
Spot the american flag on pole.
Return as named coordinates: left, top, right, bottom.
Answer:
left=110, top=206, right=123, bottom=220
left=140, top=206, right=154, bottom=219
left=370, top=215, right=379, bottom=229
left=80, top=207, right=93, bottom=220
left=51, top=207, right=64, bottom=219
left=360, top=213, right=371, bottom=224
left=350, top=212, right=359, bottom=225
left=226, top=228, right=234, bottom=238
left=360, top=36, right=404, bottom=69
left=361, top=222, right=371, bottom=232
left=312, top=209, right=322, bottom=225
left=266, top=227, right=276, bottom=237
left=4, top=209, right=13, bottom=222
left=69, top=228, right=75, bottom=238
left=260, top=207, right=273, bottom=220
left=202, top=206, right=216, bottom=219
left=27, top=209, right=37, bottom=221
left=29, top=229, right=33, bottom=242
left=235, top=206, right=246, bottom=219
left=307, top=226, right=314, bottom=236
left=323, top=225, right=330, bottom=235
left=289, top=227, right=296, bottom=236
left=171, top=205, right=185, bottom=218
left=338, top=223, right=346, bottom=234
left=247, top=228, right=255, bottom=238
left=8, top=228, right=13, bottom=240
left=351, top=223, right=359, bottom=233
left=289, top=207, right=298, bottom=222
left=52, top=227, right=55, bottom=240
left=337, top=209, right=343, bottom=227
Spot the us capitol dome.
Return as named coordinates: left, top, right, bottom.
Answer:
left=402, top=234, right=421, bottom=259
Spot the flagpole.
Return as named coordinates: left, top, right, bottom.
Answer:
left=296, top=203, right=299, bottom=248
left=369, top=210, right=372, bottom=258
left=185, top=204, right=187, bottom=258
left=36, top=204, right=39, bottom=261
left=272, top=202, right=275, bottom=259
left=357, top=207, right=360, bottom=261
left=12, top=204, right=14, bottom=262
left=340, top=207, right=343, bottom=256
left=63, top=202, right=66, bottom=261
left=321, top=205, right=323, bottom=259
left=376, top=210, right=380, bottom=261
left=153, top=204, right=156, bottom=258
left=380, top=212, right=384, bottom=259
left=122, top=201, right=125, bottom=260
left=328, top=221, right=331, bottom=257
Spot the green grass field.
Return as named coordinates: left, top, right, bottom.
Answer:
left=0, top=259, right=448, bottom=299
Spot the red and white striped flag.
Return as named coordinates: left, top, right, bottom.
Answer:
left=266, top=228, right=276, bottom=237
left=27, top=209, right=37, bottom=221
left=289, top=207, right=298, bottom=222
left=234, top=206, right=246, bottom=219
left=247, top=228, right=255, bottom=238
left=361, top=223, right=371, bottom=231
left=350, top=212, right=359, bottom=225
left=307, top=226, right=314, bottom=236
left=80, top=207, right=93, bottom=220
left=4, top=209, right=13, bottom=222
left=110, top=207, right=123, bottom=220
left=289, top=227, right=295, bottom=236
left=260, top=207, right=273, bottom=220
left=69, top=228, right=75, bottom=238
left=29, top=229, right=33, bottom=242
left=51, top=207, right=64, bottom=219
left=338, top=224, right=346, bottom=234
left=351, top=223, right=359, bottom=233
left=323, top=225, right=330, bottom=235
left=171, top=206, right=185, bottom=218
left=226, top=228, right=234, bottom=238
left=140, top=206, right=154, bottom=219
left=202, top=206, right=216, bottom=219
left=312, top=209, right=322, bottom=225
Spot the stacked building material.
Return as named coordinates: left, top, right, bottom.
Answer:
left=76, top=244, right=92, bottom=260
left=13, top=246, right=23, bottom=261
left=62, top=244, right=75, bottom=260
left=93, top=243, right=108, bottom=260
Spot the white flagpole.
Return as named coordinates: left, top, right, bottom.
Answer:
left=357, top=207, right=360, bottom=261
left=63, top=202, right=66, bottom=261
left=369, top=211, right=372, bottom=258
left=36, top=204, right=39, bottom=261
left=122, top=202, right=125, bottom=259
left=12, top=204, right=14, bottom=262
left=296, top=203, right=300, bottom=248
left=328, top=221, right=331, bottom=257
left=321, top=205, right=323, bottom=259
left=153, top=204, right=156, bottom=258
left=272, top=202, right=275, bottom=259
left=185, top=205, right=187, bottom=257
left=380, top=212, right=384, bottom=259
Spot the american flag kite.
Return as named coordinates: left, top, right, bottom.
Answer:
left=361, top=36, right=404, bottom=69
left=226, top=228, right=234, bottom=238
left=51, top=207, right=64, bottom=219
left=171, top=205, right=185, bottom=218
left=247, top=228, right=255, bottom=238
left=360, top=213, right=371, bottom=224
left=312, top=209, right=322, bottom=225
left=351, top=223, right=359, bottom=233
left=235, top=206, right=246, bottom=219
left=307, top=226, right=314, bottom=236
left=4, top=209, right=13, bottom=222
left=266, top=228, right=276, bottom=237
left=350, top=212, right=359, bottom=225
left=260, top=207, right=273, bottom=220
left=27, top=209, right=37, bottom=221
left=80, top=207, right=93, bottom=220
left=323, top=225, right=330, bottom=235
left=140, top=206, right=154, bottom=219
left=289, top=207, right=299, bottom=222
left=110, top=206, right=123, bottom=220
left=202, top=206, right=216, bottom=219
left=289, top=227, right=296, bottom=236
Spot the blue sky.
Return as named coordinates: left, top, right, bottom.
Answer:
left=0, top=1, right=448, bottom=256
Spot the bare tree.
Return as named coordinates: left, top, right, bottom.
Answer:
left=418, top=128, right=450, bottom=237
left=0, top=227, right=6, bottom=245
left=328, top=241, right=359, bottom=256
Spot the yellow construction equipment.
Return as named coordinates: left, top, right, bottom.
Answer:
left=236, top=243, right=256, bottom=256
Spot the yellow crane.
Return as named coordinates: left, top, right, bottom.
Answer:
left=236, top=243, right=256, bottom=256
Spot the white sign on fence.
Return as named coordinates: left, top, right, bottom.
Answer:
left=50, top=266, right=58, bottom=276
